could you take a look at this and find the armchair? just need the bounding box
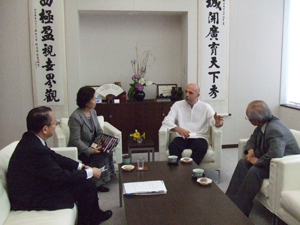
[0,141,78,225]
[275,155,300,225]
[238,129,300,219]
[53,116,122,170]
[159,125,222,182]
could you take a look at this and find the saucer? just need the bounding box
[197,177,212,185]
[121,165,135,171]
[180,157,192,163]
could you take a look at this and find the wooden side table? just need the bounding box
[127,136,155,162]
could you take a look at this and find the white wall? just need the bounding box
[1,0,296,149]
[0,0,33,147]
[223,0,286,144]
[78,13,183,99]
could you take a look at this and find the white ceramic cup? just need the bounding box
[192,168,204,178]
[168,155,178,163]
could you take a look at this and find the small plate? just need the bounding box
[180,157,193,163]
[197,177,212,185]
[121,165,135,171]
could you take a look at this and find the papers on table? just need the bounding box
[123,180,167,195]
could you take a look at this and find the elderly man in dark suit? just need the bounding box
[226,100,300,216]
[6,106,112,225]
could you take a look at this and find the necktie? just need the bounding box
[258,129,265,155]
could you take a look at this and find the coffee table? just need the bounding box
[127,136,155,162]
[119,161,253,225]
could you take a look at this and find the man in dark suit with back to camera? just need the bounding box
[226,100,300,216]
[6,106,112,225]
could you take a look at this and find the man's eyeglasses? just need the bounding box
[49,120,60,126]
[245,116,255,122]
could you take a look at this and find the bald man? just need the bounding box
[162,83,224,165]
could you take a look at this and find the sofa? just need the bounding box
[53,116,122,170]
[0,141,78,225]
[238,129,300,222]
[159,125,222,182]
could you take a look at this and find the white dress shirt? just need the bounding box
[162,99,216,142]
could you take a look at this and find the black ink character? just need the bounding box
[208,12,219,24]
[205,25,219,41]
[44,89,60,102]
[206,0,222,11]
[45,73,56,88]
[208,71,220,83]
[208,42,219,56]
[39,9,54,24]
[209,84,219,99]
[42,44,56,57]
[209,57,220,69]
[42,58,55,71]
[41,26,55,41]
[40,0,53,7]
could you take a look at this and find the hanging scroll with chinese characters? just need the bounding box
[29,0,66,106]
[198,0,229,115]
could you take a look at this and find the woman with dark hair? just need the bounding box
[68,86,115,192]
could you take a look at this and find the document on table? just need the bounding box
[123,180,167,195]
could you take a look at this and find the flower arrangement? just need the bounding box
[127,46,155,99]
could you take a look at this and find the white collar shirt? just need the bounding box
[162,99,215,141]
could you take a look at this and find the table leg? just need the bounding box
[152,148,155,161]
[128,149,132,165]
[119,169,122,207]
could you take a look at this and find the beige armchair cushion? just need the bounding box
[280,190,300,222]
[275,155,300,225]
[159,125,222,181]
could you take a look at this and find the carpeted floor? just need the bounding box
[98,148,287,225]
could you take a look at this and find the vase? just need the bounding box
[134,91,145,101]
[171,87,177,100]
[177,87,183,100]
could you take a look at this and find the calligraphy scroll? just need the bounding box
[198,0,229,115]
[29,0,66,105]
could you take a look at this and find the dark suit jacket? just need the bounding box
[68,108,103,157]
[245,116,300,169]
[6,131,87,210]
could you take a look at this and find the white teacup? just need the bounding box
[168,155,178,163]
[192,168,204,178]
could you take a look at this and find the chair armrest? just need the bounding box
[53,125,67,147]
[274,155,300,212]
[238,138,249,160]
[103,121,122,164]
[103,122,121,136]
[159,125,170,161]
[211,126,222,162]
[51,147,78,161]
[276,155,300,191]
